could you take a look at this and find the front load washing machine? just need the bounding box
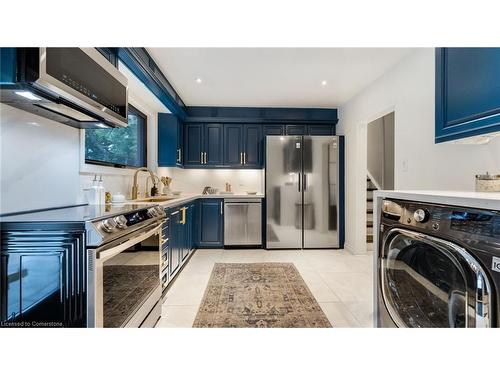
[377,199,500,328]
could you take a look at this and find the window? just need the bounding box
[85,105,147,168]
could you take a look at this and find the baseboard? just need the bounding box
[343,242,356,254]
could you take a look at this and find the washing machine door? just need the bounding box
[381,228,491,328]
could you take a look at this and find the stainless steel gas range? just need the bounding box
[0,203,166,328]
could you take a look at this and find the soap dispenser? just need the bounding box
[88,175,99,205]
[98,175,105,205]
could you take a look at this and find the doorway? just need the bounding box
[366,111,394,251]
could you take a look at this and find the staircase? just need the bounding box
[366,177,377,251]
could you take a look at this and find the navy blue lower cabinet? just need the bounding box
[169,208,182,277]
[436,48,500,143]
[188,202,196,252]
[198,199,224,248]
[1,228,87,327]
[158,113,183,167]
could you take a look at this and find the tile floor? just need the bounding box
[156,249,375,328]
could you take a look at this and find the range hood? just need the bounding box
[0,48,128,129]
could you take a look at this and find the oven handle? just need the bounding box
[96,222,163,262]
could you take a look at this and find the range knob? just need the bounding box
[101,218,117,233]
[413,209,429,223]
[115,215,128,229]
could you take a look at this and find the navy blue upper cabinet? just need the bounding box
[224,124,244,166]
[184,123,204,166]
[307,124,335,135]
[286,125,306,135]
[265,125,285,135]
[223,124,263,168]
[158,113,183,167]
[204,124,224,165]
[243,124,262,167]
[184,123,223,167]
[198,199,224,248]
[436,48,500,143]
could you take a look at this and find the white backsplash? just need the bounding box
[157,167,264,195]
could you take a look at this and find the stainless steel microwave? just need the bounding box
[0,48,128,128]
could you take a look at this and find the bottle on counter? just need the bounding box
[98,175,105,205]
[87,175,100,205]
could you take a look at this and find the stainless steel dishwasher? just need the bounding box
[224,198,262,246]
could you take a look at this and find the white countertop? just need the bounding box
[374,190,500,211]
[121,193,265,209]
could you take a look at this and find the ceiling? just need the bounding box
[147,48,414,108]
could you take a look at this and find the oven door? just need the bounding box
[87,222,162,328]
[380,228,491,328]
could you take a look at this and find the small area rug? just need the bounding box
[193,262,331,328]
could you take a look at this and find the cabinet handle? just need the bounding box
[204,152,207,164]
[220,201,223,215]
[180,207,186,225]
[244,152,247,165]
[240,152,243,165]
[200,152,203,164]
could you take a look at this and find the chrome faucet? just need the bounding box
[131,167,157,200]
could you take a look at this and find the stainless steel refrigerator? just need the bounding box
[265,135,344,249]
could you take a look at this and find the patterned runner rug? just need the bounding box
[193,263,331,328]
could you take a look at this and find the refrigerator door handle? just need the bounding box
[303,173,307,191]
[298,173,301,192]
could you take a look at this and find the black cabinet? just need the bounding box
[198,199,224,248]
[1,228,87,327]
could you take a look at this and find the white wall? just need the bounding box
[337,48,500,254]
[156,167,264,195]
[0,103,84,214]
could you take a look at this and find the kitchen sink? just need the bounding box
[134,196,177,203]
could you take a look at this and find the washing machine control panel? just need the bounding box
[449,210,499,237]
[383,199,500,239]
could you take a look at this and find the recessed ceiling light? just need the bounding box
[321,80,327,86]
[195,78,202,84]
